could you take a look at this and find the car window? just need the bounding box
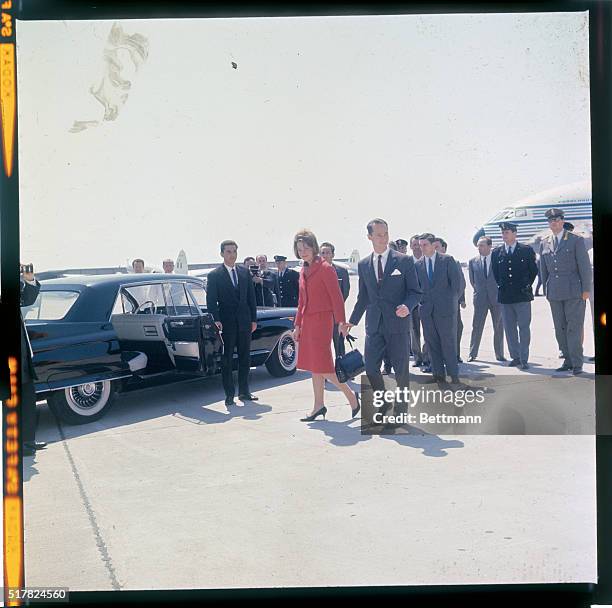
[187,283,207,312]
[123,284,165,314]
[165,282,196,316]
[21,290,80,320]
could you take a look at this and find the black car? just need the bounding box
[22,274,297,424]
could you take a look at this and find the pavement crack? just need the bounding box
[54,416,122,590]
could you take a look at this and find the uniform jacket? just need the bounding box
[414,252,461,317]
[349,249,422,335]
[468,255,499,306]
[275,267,299,307]
[332,263,351,302]
[255,269,277,307]
[539,230,592,301]
[491,241,538,304]
[206,264,257,332]
[294,257,346,327]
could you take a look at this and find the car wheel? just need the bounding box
[265,330,297,377]
[48,380,116,425]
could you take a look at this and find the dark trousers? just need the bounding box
[221,329,252,398]
[365,329,411,413]
[457,305,463,356]
[22,380,38,444]
[410,306,423,364]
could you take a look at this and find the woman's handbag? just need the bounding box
[335,334,365,383]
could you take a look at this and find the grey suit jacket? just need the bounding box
[468,255,498,306]
[539,231,592,300]
[349,249,422,335]
[415,252,461,317]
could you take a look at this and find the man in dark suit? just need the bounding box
[491,222,538,370]
[344,219,422,416]
[18,265,47,455]
[468,236,506,362]
[206,241,259,407]
[415,233,462,385]
[273,255,299,307]
[252,254,278,307]
[320,242,351,359]
[409,235,426,369]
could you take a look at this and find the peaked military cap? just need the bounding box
[273,255,287,262]
[545,207,565,220]
[498,221,518,232]
[395,238,408,247]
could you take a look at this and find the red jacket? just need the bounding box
[295,257,346,328]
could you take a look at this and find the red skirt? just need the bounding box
[297,311,335,373]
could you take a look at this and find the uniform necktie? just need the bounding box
[553,235,558,251]
[483,257,488,278]
[507,245,513,255]
[231,267,238,288]
[427,257,433,283]
[377,254,383,285]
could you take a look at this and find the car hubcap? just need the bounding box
[65,381,110,414]
[280,334,296,370]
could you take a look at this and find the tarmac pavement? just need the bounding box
[23,272,597,590]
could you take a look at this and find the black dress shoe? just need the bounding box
[508,359,521,367]
[300,406,327,422]
[421,364,432,373]
[555,363,572,372]
[225,397,235,407]
[412,361,423,367]
[468,356,477,362]
[23,446,35,457]
[351,391,361,418]
[572,368,584,376]
[496,356,507,362]
[24,441,47,450]
[239,393,258,401]
[457,356,463,363]
[520,362,529,370]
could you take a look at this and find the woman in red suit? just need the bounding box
[292,229,360,422]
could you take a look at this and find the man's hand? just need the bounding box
[460,301,467,309]
[251,322,257,333]
[253,276,263,284]
[395,304,410,318]
[293,326,301,341]
[21,263,35,283]
[215,321,223,332]
[582,291,590,301]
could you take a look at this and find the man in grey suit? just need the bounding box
[434,237,466,363]
[467,236,506,362]
[539,208,592,375]
[344,219,422,415]
[414,233,462,385]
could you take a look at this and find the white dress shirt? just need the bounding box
[224,264,238,286]
[424,251,437,274]
[372,247,391,281]
[481,253,492,276]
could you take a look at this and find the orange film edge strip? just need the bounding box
[0,42,15,177]
[4,357,24,606]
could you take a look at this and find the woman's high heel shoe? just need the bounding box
[351,391,361,418]
[300,406,327,422]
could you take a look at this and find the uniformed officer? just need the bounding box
[491,221,538,370]
[254,254,278,307]
[273,255,299,307]
[539,208,591,375]
[395,238,409,254]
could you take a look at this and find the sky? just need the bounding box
[15,11,590,271]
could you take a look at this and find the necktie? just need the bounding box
[231,267,238,288]
[377,255,383,285]
[483,257,488,278]
[507,246,513,256]
[427,257,433,283]
[553,235,558,251]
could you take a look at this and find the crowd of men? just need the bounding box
[130,204,593,385]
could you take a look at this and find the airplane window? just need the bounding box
[504,209,515,219]
[514,208,527,217]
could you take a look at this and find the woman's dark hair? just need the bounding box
[293,229,320,258]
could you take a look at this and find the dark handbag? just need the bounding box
[335,334,365,383]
